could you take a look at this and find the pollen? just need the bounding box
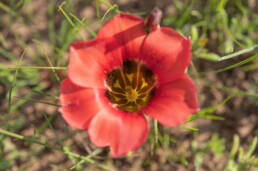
[105,60,156,113]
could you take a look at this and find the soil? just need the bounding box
[0,0,257,171]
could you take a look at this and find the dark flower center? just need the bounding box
[105,60,156,113]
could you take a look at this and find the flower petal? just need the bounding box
[68,39,123,88]
[59,78,100,129]
[140,27,191,84]
[98,12,146,60]
[88,90,149,157]
[143,75,198,126]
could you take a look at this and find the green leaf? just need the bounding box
[198,53,220,61]
[230,135,240,158]
[191,26,199,45]
[208,134,225,156]
[245,137,258,159]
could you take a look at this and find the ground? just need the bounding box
[0,0,257,171]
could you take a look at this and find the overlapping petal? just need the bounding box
[88,90,149,157]
[140,27,191,85]
[68,39,123,88]
[143,75,198,126]
[59,78,100,129]
[98,12,146,60]
[60,11,198,158]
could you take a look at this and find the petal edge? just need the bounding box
[143,75,198,126]
[140,27,191,85]
[59,78,100,129]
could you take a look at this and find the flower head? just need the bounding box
[59,12,198,157]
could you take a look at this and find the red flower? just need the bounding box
[59,12,198,157]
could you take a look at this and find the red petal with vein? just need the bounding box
[140,27,191,85]
[143,75,198,126]
[98,13,146,60]
[59,78,100,129]
[88,90,149,157]
[68,39,123,88]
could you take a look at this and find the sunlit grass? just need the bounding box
[0,0,257,170]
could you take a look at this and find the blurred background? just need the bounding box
[0,0,257,170]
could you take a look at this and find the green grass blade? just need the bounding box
[58,2,75,27]
[45,55,60,82]
[42,113,64,147]
[0,128,111,170]
[197,44,258,62]
[229,134,240,158]
[220,9,246,48]
[178,125,199,131]
[14,96,60,107]
[200,54,258,76]
[48,1,56,48]
[101,4,118,23]
[0,1,19,18]
[1,66,67,70]
[31,89,58,99]
[241,63,258,72]
[154,120,159,145]
[0,47,17,60]
[218,44,258,61]
[8,50,26,113]
[99,0,119,13]
[245,137,258,158]
[95,0,100,19]
[69,13,97,38]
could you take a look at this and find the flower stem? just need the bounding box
[154,120,159,145]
